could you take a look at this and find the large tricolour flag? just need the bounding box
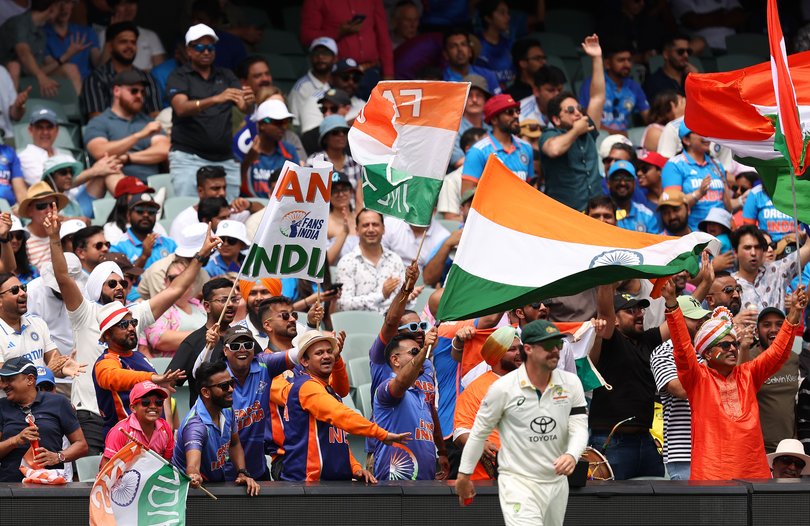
[436,156,719,321]
[349,81,469,226]
[89,441,189,526]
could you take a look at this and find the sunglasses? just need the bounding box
[275,311,298,321]
[611,173,635,182]
[398,321,428,332]
[9,232,24,241]
[92,241,111,251]
[191,43,216,53]
[775,456,806,469]
[106,279,129,289]
[34,201,57,211]
[127,87,145,96]
[132,206,158,216]
[0,284,26,296]
[540,338,563,351]
[720,285,743,294]
[713,341,738,352]
[339,73,362,83]
[207,379,235,391]
[563,105,585,115]
[768,241,779,250]
[396,347,420,357]
[320,104,339,114]
[227,341,255,352]
[674,48,691,56]
[222,237,243,246]
[529,302,545,310]
[53,168,74,177]
[138,396,165,407]
[114,318,138,330]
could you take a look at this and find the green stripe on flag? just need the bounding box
[437,247,707,321]
[362,164,444,226]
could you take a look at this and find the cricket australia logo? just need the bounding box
[589,249,643,268]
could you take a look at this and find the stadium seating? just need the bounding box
[627,126,646,149]
[716,53,762,72]
[161,196,198,223]
[147,173,174,198]
[18,78,81,121]
[91,197,116,226]
[414,287,433,314]
[544,9,596,42]
[257,30,305,56]
[341,332,377,362]
[725,33,769,59]
[149,357,172,374]
[342,395,361,415]
[75,454,102,482]
[173,384,191,425]
[347,356,372,388]
[354,382,373,418]
[332,310,384,335]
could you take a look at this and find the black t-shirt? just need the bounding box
[589,327,663,430]
[166,63,242,160]
[507,80,533,102]
[0,392,80,482]
[168,325,225,408]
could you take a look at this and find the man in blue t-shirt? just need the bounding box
[441,29,501,96]
[0,145,25,206]
[374,331,439,481]
[607,160,662,234]
[743,185,798,242]
[579,41,648,133]
[173,360,260,495]
[44,0,100,79]
[110,192,177,269]
[240,99,299,198]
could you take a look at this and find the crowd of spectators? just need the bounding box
[1,0,810,495]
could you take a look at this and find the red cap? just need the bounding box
[114,176,155,198]
[483,94,519,123]
[129,380,169,405]
[638,151,668,170]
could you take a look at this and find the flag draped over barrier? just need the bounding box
[349,80,469,226]
[436,156,718,321]
[241,160,332,283]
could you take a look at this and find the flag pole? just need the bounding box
[404,230,428,291]
[789,163,803,287]
[120,429,218,500]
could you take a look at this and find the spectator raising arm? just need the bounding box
[583,34,605,130]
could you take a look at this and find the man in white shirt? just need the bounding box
[0,65,27,144]
[288,37,337,133]
[382,216,449,271]
[337,209,407,313]
[16,108,70,186]
[456,319,588,526]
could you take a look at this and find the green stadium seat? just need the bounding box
[724,33,768,59]
[342,394,361,414]
[75,454,102,482]
[173,384,191,424]
[332,310,384,335]
[529,32,578,58]
[262,54,299,81]
[19,77,80,121]
[544,9,596,42]
[161,196,198,223]
[257,29,304,56]
[91,197,116,226]
[354,382,373,418]
[347,356,372,388]
[627,126,646,148]
[147,173,174,198]
[716,53,762,72]
[545,54,575,87]
[149,357,172,374]
[341,332,376,362]
[413,286,434,314]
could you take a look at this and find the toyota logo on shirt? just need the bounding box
[529,416,558,443]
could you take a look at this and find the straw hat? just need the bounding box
[17,181,69,219]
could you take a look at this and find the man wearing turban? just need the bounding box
[234,278,282,349]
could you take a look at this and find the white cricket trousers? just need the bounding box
[497,473,569,526]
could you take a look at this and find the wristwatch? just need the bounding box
[237,468,250,478]
[57,451,65,463]
[193,253,208,264]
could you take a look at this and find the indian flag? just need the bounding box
[349,81,469,226]
[436,156,719,321]
[89,441,189,526]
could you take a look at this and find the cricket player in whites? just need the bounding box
[456,319,589,525]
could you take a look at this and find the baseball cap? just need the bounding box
[607,159,636,179]
[462,74,491,97]
[127,191,160,210]
[638,151,668,170]
[598,134,633,160]
[319,115,350,144]
[37,367,55,388]
[185,23,218,45]
[677,295,711,320]
[0,357,38,377]
[483,94,519,123]
[698,208,733,233]
[309,36,338,55]
[114,176,154,198]
[130,380,169,404]
[29,107,58,125]
[252,99,294,122]
[678,120,692,139]
[42,154,83,181]
[59,218,86,240]
[113,69,148,86]
[331,171,352,188]
[215,220,250,247]
[318,88,351,107]
[520,319,570,345]
[757,306,785,324]
[98,301,130,336]
[100,252,144,276]
[334,58,362,75]
[613,292,650,311]
[294,330,338,360]
[775,234,799,258]
[223,325,258,347]
[175,222,208,258]
[657,190,688,209]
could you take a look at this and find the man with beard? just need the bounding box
[232,55,272,133]
[282,330,411,482]
[71,226,110,275]
[588,285,674,479]
[85,70,169,181]
[92,302,185,435]
[0,273,83,379]
[580,39,649,134]
[240,99,299,199]
[45,207,220,454]
[453,326,522,480]
[167,23,253,201]
[607,160,662,234]
[643,35,696,100]
[111,192,176,270]
[81,22,161,119]
[706,271,758,329]
[193,325,298,481]
[233,278,282,350]
[658,190,692,236]
[539,36,605,212]
[173,360,260,495]
[441,29,500,96]
[169,277,238,407]
[329,59,365,122]
[373,328,441,481]
[289,37,338,134]
[507,38,546,101]
[461,94,534,194]
[743,307,801,453]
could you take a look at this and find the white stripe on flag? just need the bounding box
[389,124,460,180]
[347,127,394,166]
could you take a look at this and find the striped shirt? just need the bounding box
[80,62,161,118]
[24,231,51,271]
[650,340,698,463]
